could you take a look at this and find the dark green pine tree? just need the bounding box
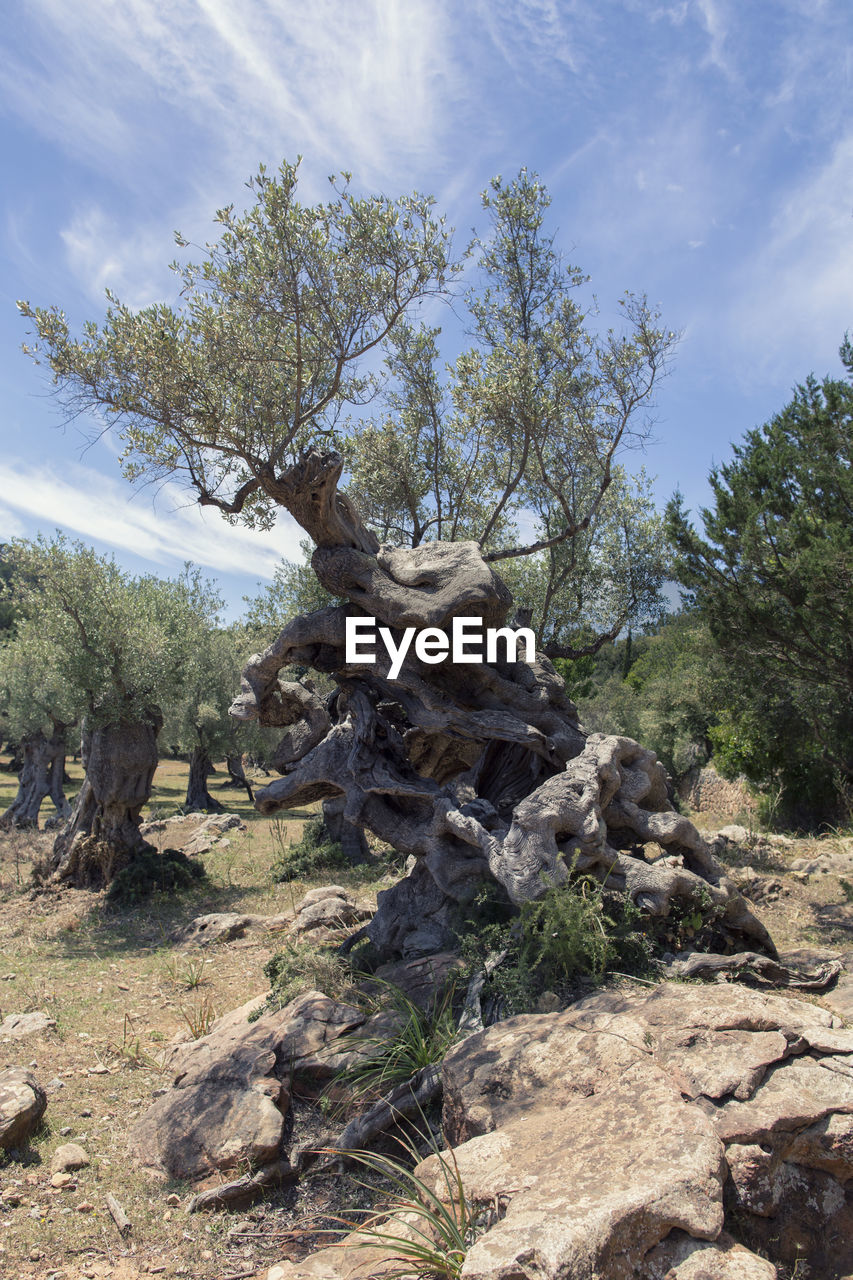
[666,336,853,818]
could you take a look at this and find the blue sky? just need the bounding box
[1,0,851,615]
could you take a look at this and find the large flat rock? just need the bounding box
[424,1062,725,1280]
[0,1010,57,1041]
[437,981,853,1279]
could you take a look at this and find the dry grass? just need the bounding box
[0,753,390,1280]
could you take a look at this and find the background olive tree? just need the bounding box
[6,537,222,884]
[160,621,263,811]
[0,620,79,828]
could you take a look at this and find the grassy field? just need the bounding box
[0,756,390,1280]
[0,757,851,1279]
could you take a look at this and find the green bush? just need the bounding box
[251,940,358,1019]
[461,871,656,1016]
[271,815,348,882]
[106,847,206,905]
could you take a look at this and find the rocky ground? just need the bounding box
[1,756,853,1279]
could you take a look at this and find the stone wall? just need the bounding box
[678,761,757,820]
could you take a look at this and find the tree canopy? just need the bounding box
[19,161,454,532]
[347,171,675,581]
[6,537,222,730]
[19,164,674,657]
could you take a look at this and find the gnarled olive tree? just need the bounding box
[231,448,775,961]
[19,161,777,964]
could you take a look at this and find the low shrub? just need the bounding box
[106,847,206,905]
[461,869,657,1016]
[272,816,349,882]
[332,1131,477,1280]
[251,940,359,1019]
[335,979,458,1105]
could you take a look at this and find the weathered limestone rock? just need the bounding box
[790,842,853,879]
[291,887,371,936]
[139,811,246,857]
[437,982,853,1279]
[422,1064,725,1280]
[175,911,291,946]
[0,1068,47,1150]
[0,1010,57,1041]
[131,991,368,1180]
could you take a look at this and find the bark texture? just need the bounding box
[0,728,71,830]
[232,450,775,962]
[50,717,160,887]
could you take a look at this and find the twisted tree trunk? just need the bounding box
[49,717,161,887]
[222,754,254,802]
[185,743,224,813]
[231,450,777,964]
[0,727,71,830]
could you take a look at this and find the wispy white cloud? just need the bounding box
[0,458,303,578]
[694,0,733,77]
[1,0,457,187]
[59,207,179,309]
[727,131,853,384]
[2,0,464,303]
[471,0,589,80]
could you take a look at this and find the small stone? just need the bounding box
[59,1126,72,1136]
[1,1189,22,1206]
[76,1200,95,1213]
[29,1248,42,1261]
[50,1173,74,1189]
[165,1193,181,1206]
[51,1142,90,1173]
[117,983,130,991]
[80,1109,92,1117]
[2,973,16,980]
